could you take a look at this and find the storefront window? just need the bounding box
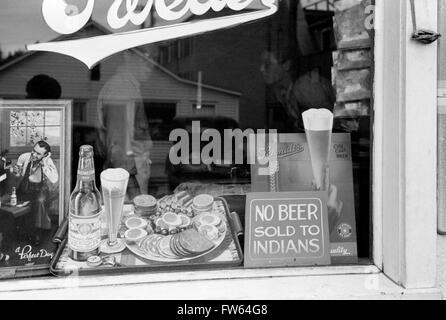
[0,0,372,278]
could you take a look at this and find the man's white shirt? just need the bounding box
[16,152,59,184]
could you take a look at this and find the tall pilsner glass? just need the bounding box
[302,109,334,191]
[100,168,129,254]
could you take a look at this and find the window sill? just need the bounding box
[0,264,441,299]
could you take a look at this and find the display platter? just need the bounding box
[126,203,228,263]
[50,196,243,276]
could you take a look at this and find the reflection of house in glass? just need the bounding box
[0,21,241,190]
[152,0,335,131]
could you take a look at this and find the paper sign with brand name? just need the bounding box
[244,192,331,268]
[249,133,358,264]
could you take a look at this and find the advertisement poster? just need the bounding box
[0,100,71,278]
[250,133,358,264]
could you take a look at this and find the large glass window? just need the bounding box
[0,0,373,276]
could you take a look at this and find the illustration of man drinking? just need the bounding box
[12,141,58,245]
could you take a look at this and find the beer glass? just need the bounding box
[302,109,334,191]
[11,163,23,176]
[100,168,129,254]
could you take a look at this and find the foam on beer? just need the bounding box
[302,109,334,131]
[101,168,129,189]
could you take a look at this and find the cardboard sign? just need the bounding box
[250,133,358,264]
[244,192,331,268]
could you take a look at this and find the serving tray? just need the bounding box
[49,197,244,276]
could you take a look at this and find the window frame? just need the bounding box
[0,0,440,297]
[373,0,438,288]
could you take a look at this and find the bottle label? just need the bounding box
[68,210,102,253]
[77,169,95,182]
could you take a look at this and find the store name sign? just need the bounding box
[27,0,278,69]
[244,192,331,268]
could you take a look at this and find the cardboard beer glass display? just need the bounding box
[303,109,334,192]
[250,109,358,264]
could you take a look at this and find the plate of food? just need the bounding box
[125,193,228,262]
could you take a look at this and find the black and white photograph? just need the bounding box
[0,0,444,302]
[0,101,71,273]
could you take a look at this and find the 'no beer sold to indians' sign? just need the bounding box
[244,192,331,268]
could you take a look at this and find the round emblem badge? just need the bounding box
[337,223,352,239]
[78,223,93,235]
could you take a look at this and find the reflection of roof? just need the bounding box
[0,20,241,97]
[0,20,112,73]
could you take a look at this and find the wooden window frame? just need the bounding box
[373,0,438,288]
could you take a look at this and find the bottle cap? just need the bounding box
[86,256,102,267]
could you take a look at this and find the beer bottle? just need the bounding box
[68,145,102,261]
[10,187,17,207]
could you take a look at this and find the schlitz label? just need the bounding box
[68,211,102,253]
